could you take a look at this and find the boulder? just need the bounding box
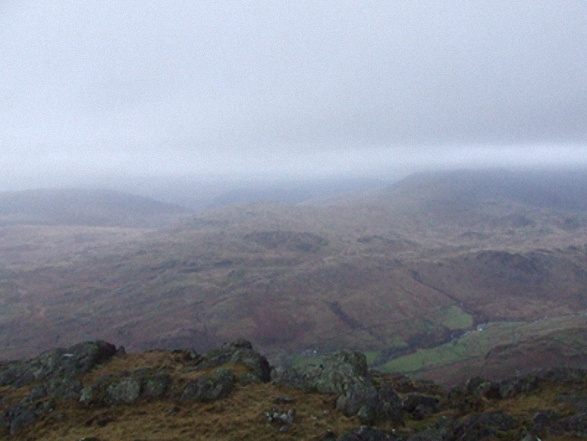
[106,377,142,405]
[142,374,171,398]
[196,339,270,382]
[180,369,236,402]
[3,404,39,435]
[0,341,118,388]
[273,351,403,424]
[272,350,370,394]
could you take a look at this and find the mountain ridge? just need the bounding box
[0,188,191,228]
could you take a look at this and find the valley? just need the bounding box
[1,169,587,387]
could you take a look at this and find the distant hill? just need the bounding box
[2,169,587,386]
[0,188,192,228]
[378,168,587,212]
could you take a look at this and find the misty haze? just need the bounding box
[1,1,587,439]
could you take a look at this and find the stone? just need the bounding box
[142,374,171,398]
[180,369,235,402]
[106,378,142,405]
[3,405,38,435]
[0,341,118,388]
[196,339,270,382]
[273,350,403,424]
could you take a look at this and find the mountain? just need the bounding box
[0,188,191,228]
[1,169,587,387]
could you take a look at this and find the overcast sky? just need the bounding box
[1,1,587,189]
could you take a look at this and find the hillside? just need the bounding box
[3,338,587,440]
[0,188,191,228]
[1,169,587,387]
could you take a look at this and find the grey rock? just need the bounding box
[106,377,142,405]
[44,377,83,400]
[142,374,171,398]
[336,377,379,423]
[272,350,369,394]
[3,405,38,435]
[79,386,97,406]
[273,351,403,424]
[197,339,270,382]
[180,369,235,402]
[0,341,118,388]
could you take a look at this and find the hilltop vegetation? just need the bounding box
[3,339,587,440]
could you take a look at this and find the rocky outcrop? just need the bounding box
[0,341,119,435]
[2,340,587,439]
[0,341,118,388]
[180,368,235,402]
[1,338,272,435]
[272,350,404,425]
[78,338,271,408]
[195,338,271,383]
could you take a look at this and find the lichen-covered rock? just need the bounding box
[180,369,236,402]
[272,350,369,394]
[196,339,270,382]
[142,374,171,398]
[79,386,97,406]
[106,377,142,405]
[44,377,84,400]
[3,404,39,435]
[376,384,404,425]
[336,376,379,423]
[3,399,53,435]
[0,341,118,388]
[273,351,403,424]
[80,369,172,406]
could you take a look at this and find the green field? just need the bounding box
[378,314,587,376]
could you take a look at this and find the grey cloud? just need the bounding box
[1,1,586,187]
